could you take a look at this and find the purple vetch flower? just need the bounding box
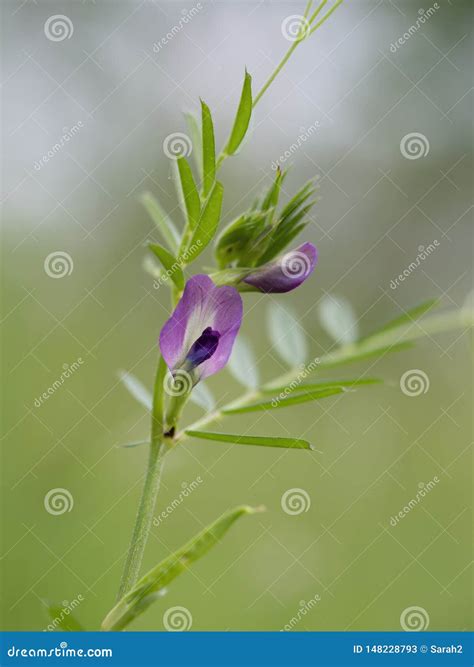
[242,242,317,293]
[159,274,243,385]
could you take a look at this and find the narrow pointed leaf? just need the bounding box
[184,111,203,179]
[228,336,259,389]
[185,430,312,450]
[117,440,149,449]
[185,181,224,262]
[261,168,285,212]
[189,381,215,411]
[267,302,308,366]
[140,192,180,252]
[201,100,216,197]
[223,386,344,413]
[224,70,252,156]
[319,294,358,345]
[262,377,382,394]
[362,299,440,342]
[176,157,200,229]
[148,243,184,290]
[118,371,152,411]
[102,505,262,631]
[319,341,413,368]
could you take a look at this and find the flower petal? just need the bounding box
[159,275,243,381]
[243,242,317,293]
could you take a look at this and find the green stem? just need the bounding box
[252,0,326,108]
[252,41,300,108]
[117,356,167,600]
[216,0,345,169]
[310,0,345,35]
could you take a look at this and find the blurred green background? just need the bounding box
[1,0,472,632]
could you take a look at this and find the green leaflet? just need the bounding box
[260,168,286,214]
[102,505,261,631]
[227,336,259,389]
[140,192,180,253]
[184,111,203,179]
[267,302,308,366]
[201,100,216,198]
[176,157,200,230]
[224,70,252,156]
[185,430,312,450]
[118,440,149,449]
[361,299,440,343]
[148,243,184,290]
[185,181,224,262]
[261,377,382,394]
[318,294,359,345]
[318,342,413,368]
[223,386,344,413]
[118,371,152,411]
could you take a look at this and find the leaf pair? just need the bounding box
[184,70,252,253]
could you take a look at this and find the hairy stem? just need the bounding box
[117,356,167,600]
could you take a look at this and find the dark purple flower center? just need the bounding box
[185,326,221,370]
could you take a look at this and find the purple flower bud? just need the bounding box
[242,242,317,293]
[159,275,243,383]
